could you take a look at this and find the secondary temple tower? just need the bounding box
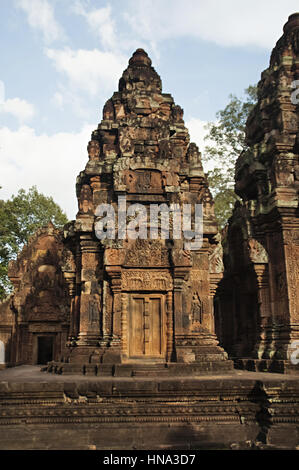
[216,13,299,373]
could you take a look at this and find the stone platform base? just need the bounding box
[1,365,299,449]
[46,360,234,376]
[234,358,299,374]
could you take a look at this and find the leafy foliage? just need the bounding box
[203,85,257,227]
[0,186,68,300]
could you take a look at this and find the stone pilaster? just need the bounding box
[77,236,102,346]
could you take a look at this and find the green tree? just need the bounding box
[0,186,68,300]
[203,85,258,227]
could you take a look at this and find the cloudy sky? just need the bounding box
[0,0,298,219]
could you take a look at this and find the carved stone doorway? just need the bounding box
[128,294,166,361]
[37,336,54,364]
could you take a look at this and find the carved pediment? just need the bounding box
[124,239,169,267]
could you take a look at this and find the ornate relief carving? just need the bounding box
[191,292,202,325]
[124,239,169,267]
[104,249,125,266]
[119,127,134,156]
[87,140,100,160]
[122,270,173,291]
[284,230,299,245]
[209,236,224,274]
[78,184,94,215]
[248,238,268,264]
[171,249,192,267]
[125,169,163,193]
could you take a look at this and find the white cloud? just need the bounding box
[51,91,64,110]
[0,80,35,122]
[125,0,299,49]
[0,124,94,219]
[46,47,127,96]
[73,2,117,50]
[1,98,35,122]
[186,117,216,173]
[15,0,65,43]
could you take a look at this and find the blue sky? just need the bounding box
[0,0,298,219]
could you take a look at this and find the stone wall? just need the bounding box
[1,374,299,449]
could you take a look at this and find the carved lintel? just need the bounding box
[121,270,173,291]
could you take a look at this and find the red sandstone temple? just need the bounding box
[0,13,298,377]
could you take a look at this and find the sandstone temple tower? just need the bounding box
[56,48,231,375]
[216,13,299,373]
[0,48,233,374]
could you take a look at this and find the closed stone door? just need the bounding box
[128,294,165,359]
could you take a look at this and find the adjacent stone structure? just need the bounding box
[0,223,73,367]
[216,13,299,373]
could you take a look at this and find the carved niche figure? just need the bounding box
[274,157,294,187]
[159,139,170,159]
[88,299,100,323]
[191,292,203,330]
[209,234,224,274]
[103,99,114,120]
[187,143,203,169]
[248,238,268,264]
[172,105,184,122]
[293,164,299,191]
[119,127,134,155]
[87,140,100,161]
[78,184,93,215]
[201,187,214,218]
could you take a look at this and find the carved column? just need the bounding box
[121,292,128,359]
[63,272,76,342]
[209,273,222,334]
[252,263,272,358]
[77,236,102,346]
[173,267,188,333]
[173,267,189,361]
[105,265,122,345]
[166,290,174,362]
